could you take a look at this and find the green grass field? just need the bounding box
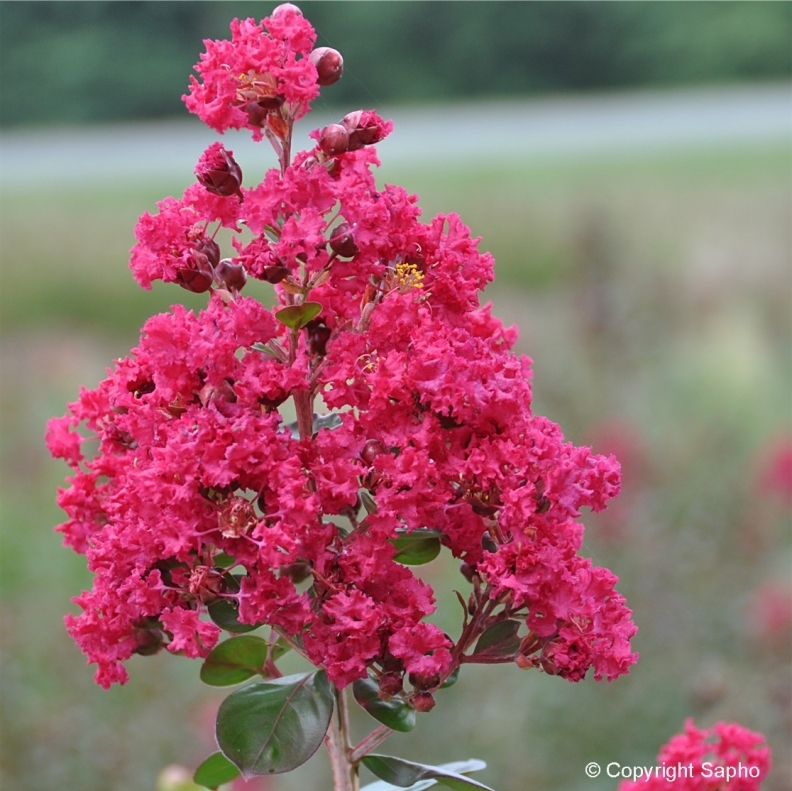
[1,139,790,791]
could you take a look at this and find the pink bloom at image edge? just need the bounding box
[47,1,637,705]
[618,720,771,791]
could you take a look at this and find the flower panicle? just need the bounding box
[50,2,638,703]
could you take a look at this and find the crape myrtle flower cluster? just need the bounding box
[618,720,771,791]
[47,2,637,706]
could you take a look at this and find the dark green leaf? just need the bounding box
[352,677,416,733]
[471,620,520,659]
[391,530,442,566]
[362,754,495,791]
[360,760,487,791]
[193,751,241,789]
[200,636,270,686]
[275,302,322,330]
[215,671,334,778]
[208,597,262,633]
[207,575,263,633]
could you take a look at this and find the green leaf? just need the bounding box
[360,489,378,515]
[207,575,263,633]
[360,760,487,791]
[275,302,322,330]
[471,620,521,659]
[362,755,495,791]
[193,752,241,789]
[391,529,442,565]
[251,342,278,356]
[200,636,269,686]
[212,552,236,569]
[215,671,334,778]
[208,598,262,633]
[352,677,416,733]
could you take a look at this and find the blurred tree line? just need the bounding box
[1,1,790,128]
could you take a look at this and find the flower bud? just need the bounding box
[411,691,436,713]
[328,221,359,258]
[341,109,392,151]
[281,561,312,584]
[361,439,387,465]
[480,530,498,553]
[195,143,243,198]
[305,317,331,357]
[378,671,403,699]
[244,97,284,127]
[215,259,247,292]
[310,47,344,86]
[271,2,302,17]
[132,621,166,656]
[459,562,478,583]
[176,256,214,294]
[261,263,290,284]
[515,653,536,670]
[318,124,349,156]
[194,236,221,268]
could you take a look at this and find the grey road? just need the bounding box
[1,82,790,189]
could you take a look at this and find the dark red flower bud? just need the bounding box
[480,530,498,553]
[361,439,387,465]
[318,124,349,156]
[459,562,477,583]
[378,671,403,699]
[310,47,344,87]
[215,259,248,292]
[261,264,290,284]
[305,317,331,357]
[328,221,359,258]
[244,97,285,127]
[281,561,312,584]
[411,691,436,713]
[176,257,214,294]
[540,656,560,676]
[341,109,393,151]
[195,143,243,198]
[194,235,221,268]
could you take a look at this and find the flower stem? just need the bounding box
[348,724,393,765]
[324,685,359,791]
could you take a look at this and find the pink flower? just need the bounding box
[755,434,792,508]
[389,623,453,680]
[183,9,319,141]
[618,719,771,791]
[45,415,84,466]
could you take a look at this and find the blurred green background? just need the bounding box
[1,2,790,791]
